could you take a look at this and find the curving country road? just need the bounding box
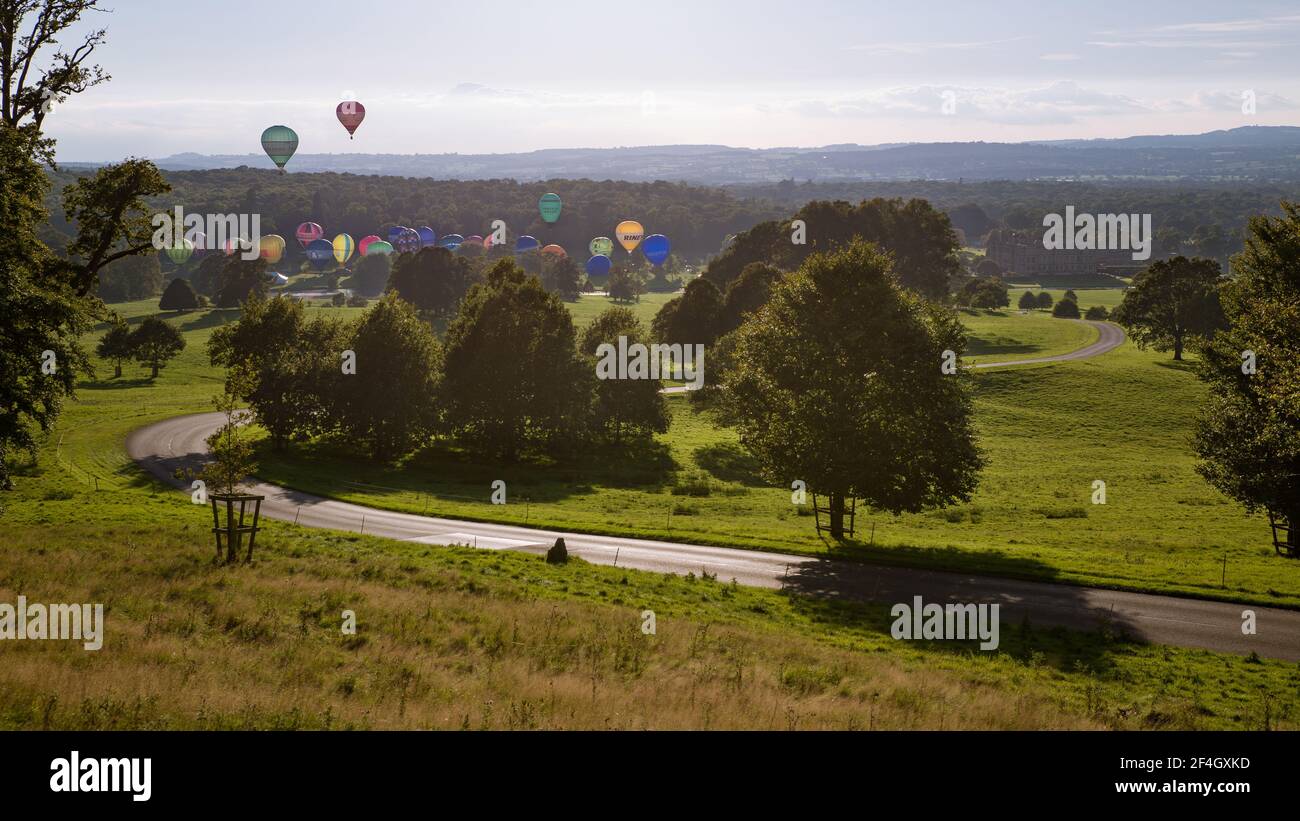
[972,319,1125,369]
[127,404,1300,661]
[661,320,1127,394]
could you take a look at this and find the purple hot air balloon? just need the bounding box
[417,226,437,248]
[395,227,422,254]
[515,235,540,254]
[387,226,408,246]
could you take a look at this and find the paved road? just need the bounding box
[127,411,1300,661]
[662,320,1127,394]
[972,319,1125,369]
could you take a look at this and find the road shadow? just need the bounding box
[777,544,1144,676]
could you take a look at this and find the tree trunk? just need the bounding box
[829,491,845,540]
[150,362,159,378]
[114,362,121,378]
[1173,333,1184,361]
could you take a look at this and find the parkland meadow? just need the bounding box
[3,293,1298,731]
[43,296,1300,609]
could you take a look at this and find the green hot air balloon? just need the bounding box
[589,236,614,258]
[539,192,562,224]
[166,238,194,266]
[261,125,299,174]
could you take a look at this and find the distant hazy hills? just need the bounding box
[69,125,1300,184]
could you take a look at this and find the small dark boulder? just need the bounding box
[546,537,569,564]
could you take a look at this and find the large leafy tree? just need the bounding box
[578,307,669,443]
[1112,256,1225,360]
[704,198,961,300]
[722,262,782,332]
[1194,203,1300,552]
[540,253,582,301]
[215,256,268,308]
[651,277,724,346]
[0,2,168,489]
[209,295,313,450]
[387,246,479,317]
[441,259,591,460]
[128,315,184,378]
[336,293,440,462]
[94,316,132,378]
[719,240,983,538]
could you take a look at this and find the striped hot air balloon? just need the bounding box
[333,234,355,265]
[260,125,299,173]
[296,222,324,248]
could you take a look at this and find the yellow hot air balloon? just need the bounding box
[332,233,355,265]
[615,220,644,253]
[259,234,286,264]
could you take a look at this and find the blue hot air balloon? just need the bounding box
[515,235,540,254]
[585,254,612,279]
[438,233,465,251]
[417,226,437,248]
[642,234,671,267]
[387,226,408,246]
[305,238,335,271]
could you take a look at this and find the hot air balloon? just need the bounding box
[538,192,562,224]
[465,235,484,248]
[223,237,252,256]
[260,234,286,265]
[336,101,366,139]
[265,271,290,286]
[261,125,298,173]
[641,234,671,267]
[306,238,335,271]
[296,222,324,248]
[515,235,540,254]
[589,236,614,258]
[387,226,407,246]
[417,226,437,248]
[541,244,566,257]
[165,238,194,266]
[615,221,644,253]
[189,231,207,258]
[438,234,465,251]
[358,235,381,257]
[585,255,612,279]
[365,240,394,257]
[395,227,421,254]
[332,233,355,265]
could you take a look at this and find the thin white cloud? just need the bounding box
[843,36,1028,55]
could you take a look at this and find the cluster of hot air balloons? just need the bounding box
[584,220,671,280]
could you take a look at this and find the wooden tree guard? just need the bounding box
[811,492,857,538]
[209,492,265,564]
[1267,509,1298,558]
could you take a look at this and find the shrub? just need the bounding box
[1085,305,1109,320]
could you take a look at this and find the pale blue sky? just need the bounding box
[41,0,1300,160]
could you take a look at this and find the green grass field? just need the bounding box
[45,293,1300,609]
[1010,287,1128,311]
[4,291,1297,730]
